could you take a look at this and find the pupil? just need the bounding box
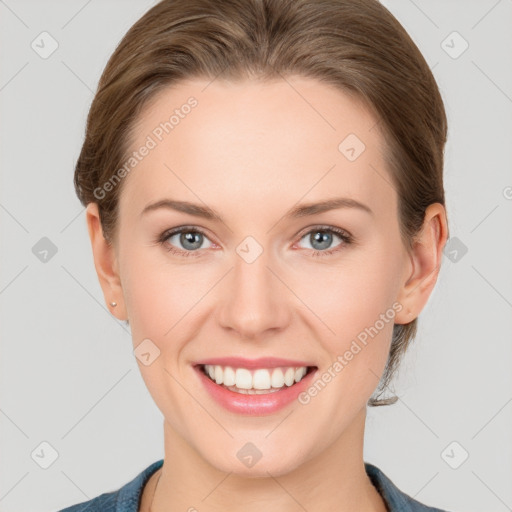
[181,232,202,250]
[312,231,331,250]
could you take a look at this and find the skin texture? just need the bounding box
[86,77,448,512]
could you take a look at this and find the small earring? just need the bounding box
[110,301,117,308]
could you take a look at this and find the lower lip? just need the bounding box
[194,365,317,415]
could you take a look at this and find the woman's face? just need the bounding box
[105,77,414,475]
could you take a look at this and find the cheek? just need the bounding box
[119,241,197,329]
[118,246,198,413]
[294,246,400,391]
[299,253,400,340]
[305,276,396,408]
[118,241,175,342]
[119,244,221,375]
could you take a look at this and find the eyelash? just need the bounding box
[157,225,354,259]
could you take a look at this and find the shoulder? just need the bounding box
[365,462,451,512]
[57,459,164,512]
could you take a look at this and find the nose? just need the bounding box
[216,246,292,340]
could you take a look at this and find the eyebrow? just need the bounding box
[140,197,373,221]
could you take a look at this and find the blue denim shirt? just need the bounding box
[58,459,449,511]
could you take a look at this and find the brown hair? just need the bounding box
[74,0,448,406]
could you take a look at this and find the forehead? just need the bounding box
[120,76,394,220]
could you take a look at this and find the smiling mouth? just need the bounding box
[198,364,317,395]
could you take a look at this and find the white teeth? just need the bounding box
[203,364,309,391]
[296,367,307,383]
[214,365,223,385]
[271,368,285,388]
[284,367,295,386]
[223,366,236,386]
[253,369,271,390]
[235,368,253,389]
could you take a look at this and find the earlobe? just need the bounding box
[85,203,127,320]
[394,203,448,325]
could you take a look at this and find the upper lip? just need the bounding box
[194,357,316,369]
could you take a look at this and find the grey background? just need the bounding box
[1,1,511,511]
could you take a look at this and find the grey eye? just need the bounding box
[298,229,344,251]
[166,230,213,251]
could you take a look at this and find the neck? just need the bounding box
[148,408,387,512]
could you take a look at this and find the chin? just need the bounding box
[195,438,309,478]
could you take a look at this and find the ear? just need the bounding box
[85,202,127,321]
[394,203,448,324]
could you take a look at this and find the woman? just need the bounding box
[60,0,451,510]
